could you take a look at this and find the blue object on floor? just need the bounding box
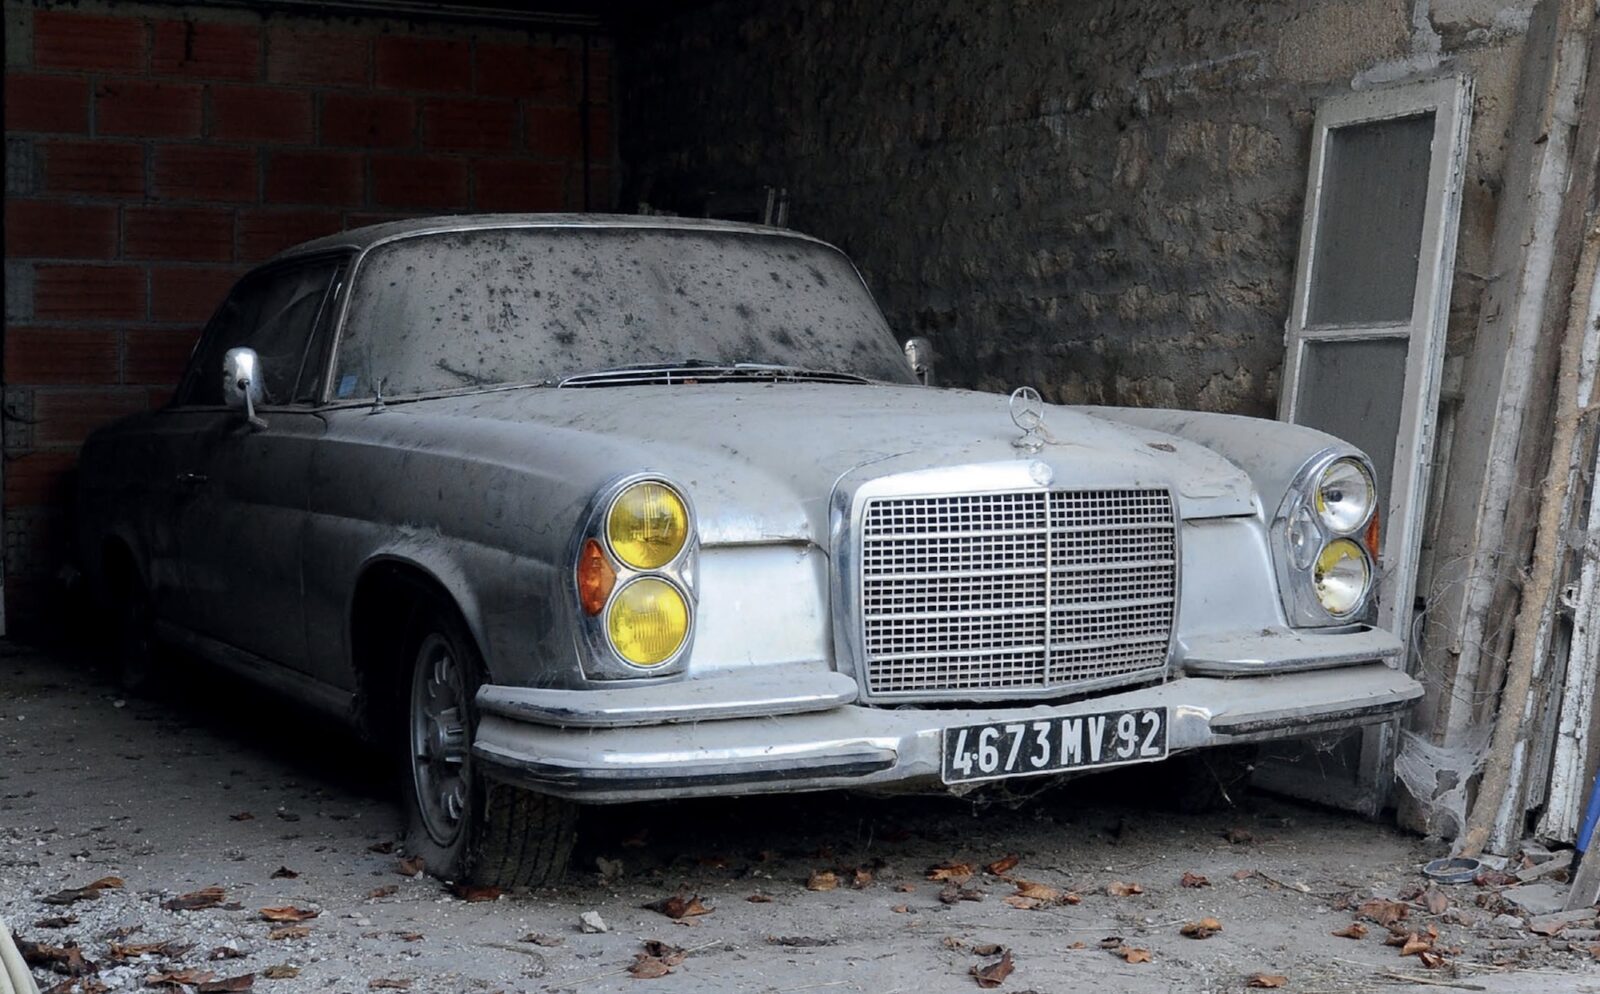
[1578,766,1600,854]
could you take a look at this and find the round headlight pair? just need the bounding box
[1304,458,1376,617]
[600,481,691,667]
[1314,458,1375,534]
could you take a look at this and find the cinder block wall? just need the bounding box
[2,0,615,631]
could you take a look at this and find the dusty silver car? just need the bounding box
[77,214,1421,887]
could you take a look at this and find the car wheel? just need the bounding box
[110,568,159,693]
[399,604,577,889]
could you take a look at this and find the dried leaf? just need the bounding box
[641,940,687,966]
[450,884,502,903]
[1246,974,1287,989]
[1474,869,1517,887]
[896,883,917,893]
[985,855,1020,876]
[162,887,227,912]
[1357,899,1409,927]
[746,893,773,903]
[1003,895,1041,910]
[367,885,398,899]
[938,883,983,904]
[394,932,423,943]
[260,965,299,980]
[970,949,1013,989]
[367,841,395,854]
[926,861,975,883]
[1400,934,1434,956]
[260,906,318,923]
[42,877,124,906]
[971,943,1002,956]
[108,940,192,961]
[1417,950,1446,969]
[767,936,836,947]
[1097,937,1123,949]
[891,904,911,913]
[851,867,874,889]
[1332,922,1369,939]
[1012,880,1063,903]
[197,975,255,993]
[1180,872,1210,888]
[268,926,310,941]
[34,915,78,929]
[628,955,672,979]
[1180,918,1223,939]
[519,933,563,946]
[368,980,411,990]
[229,813,255,822]
[396,857,424,877]
[270,867,298,880]
[147,969,218,987]
[1232,869,1256,881]
[209,946,248,961]
[806,870,839,892]
[644,895,713,919]
[1105,881,1143,897]
[1118,946,1152,963]
[1423,888,1449,915]
[1224,827,1255,844]
[18,940,93,976]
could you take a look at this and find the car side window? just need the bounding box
[179,260,341,407]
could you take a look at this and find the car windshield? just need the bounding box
[331,225,917,399]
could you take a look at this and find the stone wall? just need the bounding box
[621,0,1534,416]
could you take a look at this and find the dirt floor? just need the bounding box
[3,641,1599,994]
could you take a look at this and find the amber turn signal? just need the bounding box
[578,538,616,615]
[1363,505,1382,563]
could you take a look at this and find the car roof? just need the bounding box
[268,212,833,265]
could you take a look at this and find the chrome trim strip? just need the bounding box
[1179,624,1403,676]
[475,669,858,728]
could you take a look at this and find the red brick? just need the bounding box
[5,73,89,134]
[267,27,369,86]
[33,389,151,446]
[320,92,414,148]
[124,327,201,384]
[35,265,147,321]
[96,80,204,138]
[525,105,582,159]
[264,150,364,205]
[474,159,565,212]
[124,206,235,262]
[152,20,262,80]
[475,42,574,101]
[38,140,145,197]
[375,37,470,92]
[3,451,78,509]
[33,11,146,74]
[237,208,343,261]
[3,327,121,386]
[150,265,244,322]
[371,155,468,209]
[210,84,314,144]
[151,145,258,202]
[421,98,517,152]
[5,201,120,260]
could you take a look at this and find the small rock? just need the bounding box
[1527,910,1596,936]
[1492,914,1527,930]
[579,911,608,934]
[1503,882,1567,916]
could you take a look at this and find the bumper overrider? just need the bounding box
[471,626,1420,804]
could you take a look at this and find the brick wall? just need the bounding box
[3,0,616,632]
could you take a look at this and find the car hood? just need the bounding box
[360,382,1258,546]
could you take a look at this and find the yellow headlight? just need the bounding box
[606,482,689,569]
[607,577,689,666]
[1314,539,1370,616]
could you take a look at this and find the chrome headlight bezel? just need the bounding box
[569,474,698,679]
[1269,448,1379,627]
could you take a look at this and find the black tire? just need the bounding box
[109,562,159,693]
[398,595,577,889]
[1158,745,1259,814]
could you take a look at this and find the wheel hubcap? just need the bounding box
[409,634,470,846]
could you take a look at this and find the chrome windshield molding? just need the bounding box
[834,461,1182,705]
[1179,624,1402,676]
[567,473,700,680]
[558,364,872,388]
[475,668,857,728]
[1268,446,1380,627]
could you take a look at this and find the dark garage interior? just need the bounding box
[4,0,1600,989]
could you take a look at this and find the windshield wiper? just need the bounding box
[557,361,871,388]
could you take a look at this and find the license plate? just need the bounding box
[941,707,1169,784]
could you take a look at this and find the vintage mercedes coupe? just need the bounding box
[77,214,1421,886]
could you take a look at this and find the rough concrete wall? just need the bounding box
[621,0,1532,419]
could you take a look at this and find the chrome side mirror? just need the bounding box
[903,336,935,386]
[222,347,268,430]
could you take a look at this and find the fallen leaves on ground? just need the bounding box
[896,883,917,893]
[267,926,310,941]
[938,883,984,904]
[450,884,502,903]
[519,933,563,946]
[641,940,687,966]
[1474,869,1517,887]
[367,886,398,899]
[18,939,93,976]
[41,877,124,906]
[34,916,78,929]
[1114,946,1152,963]
[209,947,247,961]
[229,812,254,822]
[1331,922,1369,939]
[1422,887,1448,915]
[1105,881,1143,897]
[927,861,975,884]
[368,980,411,990]
[367,841,395,854]
[396,857,424,877]
[1246,974,1287,988]
[270,867,298,880]
[1224,827,1255,844]
[891,904,911,913]
[1232,869,1255,881]
[259,906,318,923]
[196,975,255,993]
[1180,872,1210,888]
[147,969,217,988]
[806,870,838,892]
[628,955,672,979]
[260,965,299,980]
[851,867,874,889]
[985,855,1019,876]
[1357,899,1409,927]
[971,943,1002,956]
[162,887,227,912]
[746,893,773,903]
[766,936,836,947]
[644,895,713,919]
[394,933,423,943]
[970,949,1014,989]
[1180,918,1223,939]
[107,940,192,961]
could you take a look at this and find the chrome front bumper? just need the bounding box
[472,659,1422,804]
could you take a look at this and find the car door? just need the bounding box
[166,256,346,672]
